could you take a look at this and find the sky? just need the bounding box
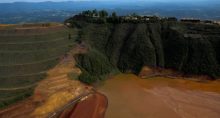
[0,0,211,3]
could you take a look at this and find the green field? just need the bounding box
[0,24,76,108]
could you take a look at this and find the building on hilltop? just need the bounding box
[214,21,220,25]
[180,18,201,23]
[184,33,202,39]
[203,20,213,24]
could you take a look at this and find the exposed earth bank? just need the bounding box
[0,45,89,118]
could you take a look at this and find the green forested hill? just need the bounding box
[72,20,220,80]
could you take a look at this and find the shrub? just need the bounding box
[78,70,98,84]
[67,72,79,80]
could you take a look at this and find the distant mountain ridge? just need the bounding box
[0,1,220,24]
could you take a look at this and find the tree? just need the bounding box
[109,11,119,23]
[78,70,98,84]
[112,12,117,18]
[92,9,98,17]
[131,13,138,17]
[82,10,92,17]
[99,10,108,18]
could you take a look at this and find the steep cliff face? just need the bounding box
[75,21,220,78]
[163,28,220,77]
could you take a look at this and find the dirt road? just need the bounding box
[59,93,108,118]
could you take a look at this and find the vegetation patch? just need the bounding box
[75,49,115,84]
[67,72,79,80]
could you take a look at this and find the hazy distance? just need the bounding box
[0,0,215,3]
[0,0,219,24]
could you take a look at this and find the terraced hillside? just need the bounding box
[0,24,75,108]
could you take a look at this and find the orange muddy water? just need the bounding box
[96,74,220,118]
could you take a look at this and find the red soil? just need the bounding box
[59,93,108,118]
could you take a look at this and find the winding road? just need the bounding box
[48,91,108,118]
